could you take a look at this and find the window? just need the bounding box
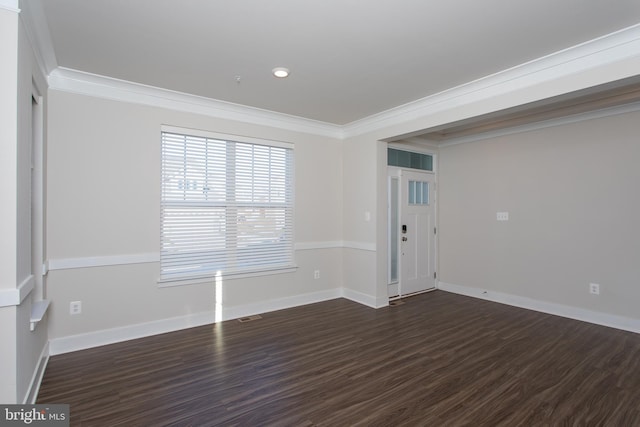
[408,180,429,205]
[160,127,294,282]
[388,176,399,284]
[387,148,433,171]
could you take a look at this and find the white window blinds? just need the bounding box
[160,128,294,282]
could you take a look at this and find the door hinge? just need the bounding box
[434,271,437,279]
[434,227,437,235]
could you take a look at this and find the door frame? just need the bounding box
[387,144,438,300]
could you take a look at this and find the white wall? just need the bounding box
[0,4,50,403]
[438,108,640,322]
[338,34,640,326]
[16,5,49,403]
[341,135,382,307]
[341,101,640,329]
[0,8,18,294]
[45,90,344,347]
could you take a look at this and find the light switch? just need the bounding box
[497,212,509,221]
[364,211,371,222]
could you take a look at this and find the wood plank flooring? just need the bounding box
[37,291,640,426]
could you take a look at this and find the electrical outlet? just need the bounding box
[589,283,600,295]
[314,270,320,280]
[70,301,82,315]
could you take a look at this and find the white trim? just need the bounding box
[0,289,18,307]
[438,281,640,334]
[342,23,640,138]
[26,23,640,141]
[397,137,439,150]
[30,299,50,331]
[47,253,160,271]
[22,341,49,404]
[388,142,438,157]
[18,0,58,76]
[0,0,19,13]
[49,68,343,139]
[341,288,387,309]
[295,241,344,251]
[46,243,369,272]
[297,241,376,251]
[0,275,34,307]
[343,241,377,252]
[17,275,34,303]
[49,310,216,355]
[438,100,640,147]
[0,289,19,307]
[49,288,343,355]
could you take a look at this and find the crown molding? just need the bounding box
[19,0,58,76]
[342,23,640,139]
[48,67,344,140]
[41,23,640,142]
[0,0,19,13]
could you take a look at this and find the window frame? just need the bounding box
[159,125,296,285]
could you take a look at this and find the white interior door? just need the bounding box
[399,170,436,295]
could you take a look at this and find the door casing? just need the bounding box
[388,163,437,299]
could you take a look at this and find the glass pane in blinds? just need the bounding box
[161,131,294,281]
[387,148,433,171]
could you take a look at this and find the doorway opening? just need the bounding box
[387,147,437,300]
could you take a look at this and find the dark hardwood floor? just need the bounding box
[38,291,640,426]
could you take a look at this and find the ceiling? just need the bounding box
[38,0,640,125]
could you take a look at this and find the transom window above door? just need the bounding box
[387,148,433,171]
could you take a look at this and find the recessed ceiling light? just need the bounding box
[272,67,290,78]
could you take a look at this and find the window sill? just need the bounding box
[30,299,50,331]
[157,265,298,288]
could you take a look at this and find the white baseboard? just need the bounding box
[49,288,344,355]
[49,311,216,355]
[438,281,640,334]
[341,288,387,308]
[23,341,49,404]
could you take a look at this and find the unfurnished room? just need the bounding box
[2,1,640,425]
